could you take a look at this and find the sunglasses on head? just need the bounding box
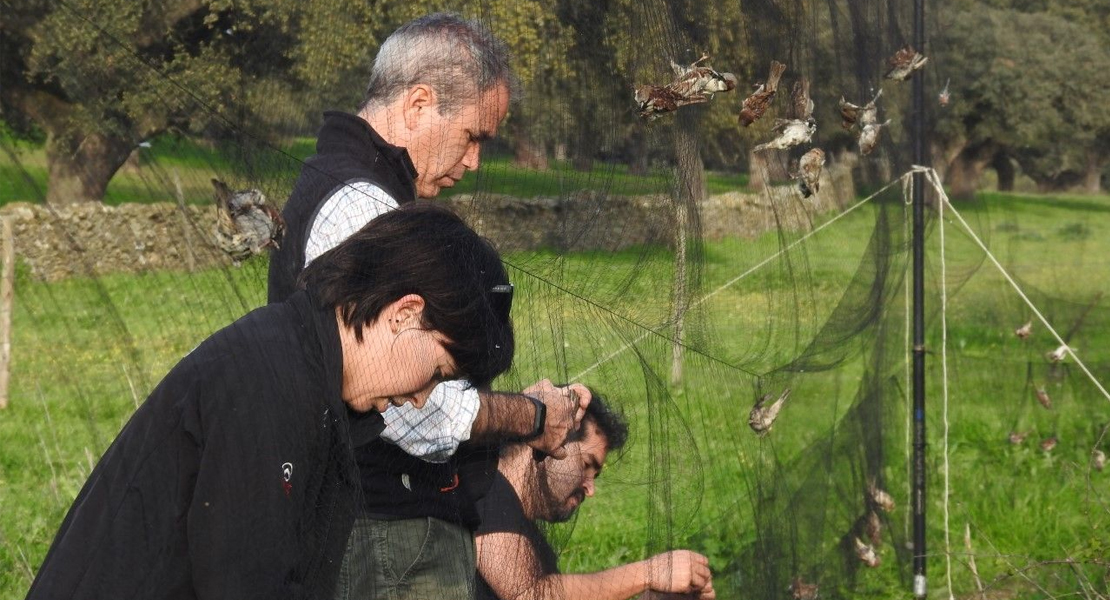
[490,283,514,322]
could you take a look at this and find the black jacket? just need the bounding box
[264,111,490,528]
[267,111,418,304]
[27,291,384,600]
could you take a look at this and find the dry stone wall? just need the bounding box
[0,167,853,282]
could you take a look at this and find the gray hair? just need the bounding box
[360,13,519,115]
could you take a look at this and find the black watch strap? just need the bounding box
[522,394,546,441]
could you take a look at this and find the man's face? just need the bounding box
[408,83,510,198]
[535,421,609,523]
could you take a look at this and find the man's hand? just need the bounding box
[522,380,592,460]
[645,550,713,597]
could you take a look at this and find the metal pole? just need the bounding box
[911,0,928,597]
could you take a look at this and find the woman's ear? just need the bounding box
[382,294,427,333]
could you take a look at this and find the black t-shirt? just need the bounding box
[474,472,559,600]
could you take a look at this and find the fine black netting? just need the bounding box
[3,0,1109,599]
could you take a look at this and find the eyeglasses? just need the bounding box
[490,283,514,322]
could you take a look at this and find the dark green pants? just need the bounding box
[333,516,476,600]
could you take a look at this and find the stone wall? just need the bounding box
[0,167,854,282]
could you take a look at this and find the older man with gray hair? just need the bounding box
[267,12,591,600]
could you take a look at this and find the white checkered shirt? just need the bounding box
[305,181,481,463]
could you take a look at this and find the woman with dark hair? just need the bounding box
[27,202,515,600]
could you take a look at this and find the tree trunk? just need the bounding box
[572,154,594,173]
[1033,171,1083,193]
[45,131,136,204]
[669,111,705,385]
[944,143,995,200]
[1083,148,1103,194]
[930,138,967,185]
[748,149,791,192]
[628,129,649,176]
[991,151,1016,192]
[510,119,548,170]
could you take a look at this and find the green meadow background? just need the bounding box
[1,141,1108,599]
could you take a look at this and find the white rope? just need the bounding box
[573,176,907,380]
[920,168,1110,404]
[936,171,955,600]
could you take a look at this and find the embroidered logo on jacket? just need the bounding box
[282,462,293,497]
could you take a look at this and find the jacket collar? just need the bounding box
[317,111,419,185]
[289,289,384,446]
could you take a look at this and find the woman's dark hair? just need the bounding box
[299,202,513,388]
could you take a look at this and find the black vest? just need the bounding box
[266,112,492,528]
[267,111,418,304]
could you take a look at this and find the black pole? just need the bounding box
[911,0,928,598]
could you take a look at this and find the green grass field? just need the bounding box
[1,188,1108,599]
[0,133,749,206]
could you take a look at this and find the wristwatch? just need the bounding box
[521,394,546,441]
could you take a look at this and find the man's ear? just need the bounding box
[381,293,427,333]
[402,84,437,130]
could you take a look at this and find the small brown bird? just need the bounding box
[790,577,819,600]
[1046,344,1069,363]
[858,119,891,155]
[853,537,881,568]
[669,55,738,99]
[795,148,826,198]
[1035,386,1053,410]
[1015,320,1033,339]
[636,56,737,121]
[1093,449,1106,471]
[1008,431,1029,444]
[938,78,951,106]
[858,510,883,547]
[885,45,929,81]
[1040,436,1058,452]
[754,118,816,152]
[791,77,815,121]
[748,388,791,436]
[838,89,882,130]
[212,179,285,263]
[635,85,706,120]
[867,478,896,513]
[739,60,787,127]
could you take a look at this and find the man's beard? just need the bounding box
[536,464,585,523]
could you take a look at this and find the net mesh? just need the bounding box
[2,0,1108,599]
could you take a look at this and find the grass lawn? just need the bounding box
[0,133,749,206]
[1,188,1108,599]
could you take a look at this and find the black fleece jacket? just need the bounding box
[27,290,384,600]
